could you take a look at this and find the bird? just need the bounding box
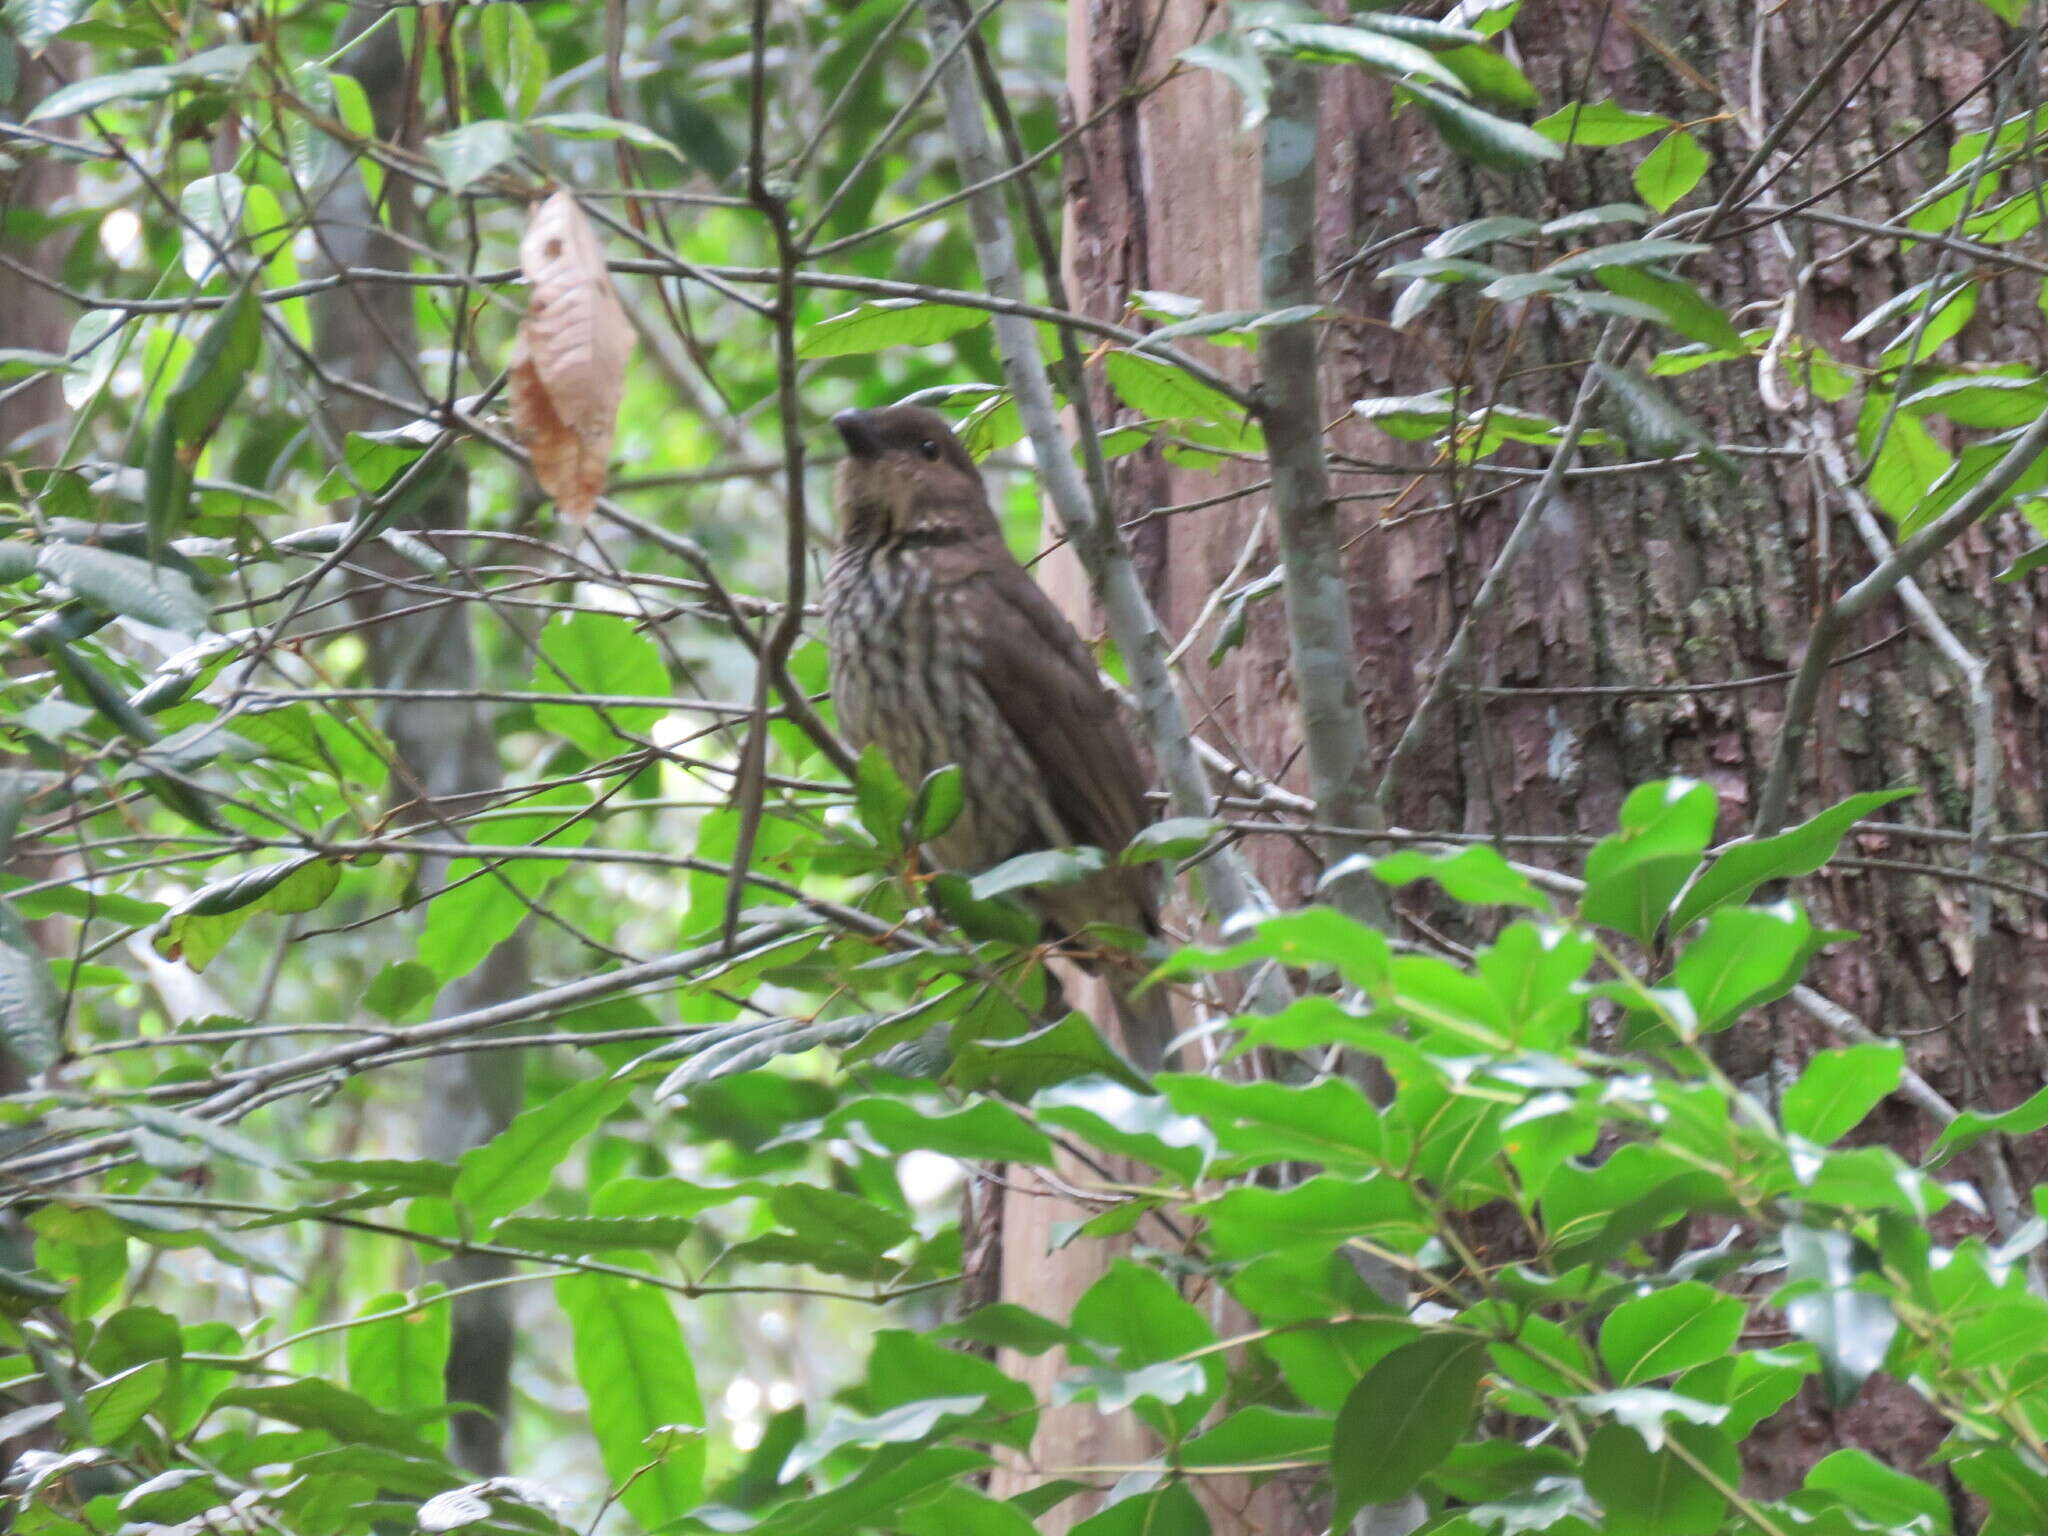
[822,404,1176,1072]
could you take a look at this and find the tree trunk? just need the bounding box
[1006,0,2047,1517]
[308,12,528,1476]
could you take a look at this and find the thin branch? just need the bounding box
[1254,56,1389,930]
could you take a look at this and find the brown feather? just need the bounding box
[823,405,1171,1064]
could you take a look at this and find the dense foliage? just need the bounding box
[3,0,2047,1535]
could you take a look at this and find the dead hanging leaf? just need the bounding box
[508,191,633,521]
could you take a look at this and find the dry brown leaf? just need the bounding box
[508,190,633,521]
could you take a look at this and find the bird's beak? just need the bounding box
[832,410,881,460]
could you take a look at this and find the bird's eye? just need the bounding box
[918,439,941,461]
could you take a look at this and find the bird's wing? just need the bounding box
[943,547,1151,863]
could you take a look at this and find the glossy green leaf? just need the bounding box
[0,901,60,1076]
[345,1287,449,1438]
[556,1266,705,1527]
[1634,129,1709,211]
[452,1077,629,1223]
[1671,788,1915,928]
[1583,1420,1735,1535]
[1332,1334,1488,1517]
[1783,1043,1902,1145]
[1599,1282,1746,1384]
[28,42,257,119]
[1532,100,1673,145]
[1579,778,1719,944]
[531,611,669,758]
[800,299,986,357]
[83,1359,167,1442]
[1780,1225,1897,1406]
[1366,845,1549,908]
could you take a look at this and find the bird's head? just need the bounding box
[831,406,996,545]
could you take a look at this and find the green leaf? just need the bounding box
[1583,1421,1734,1536]
[1532,100,1673,145]
[1036,1078,1211,1181]
[1901,374,2048,429]
[830,1097,1054,1165]
[854,743,912,856]
[753,1447,991,1536]
[1674,1348,1812,1438]
[302,1158,457,1197]
[364,961,438,1024]
[83,1359,167,1442]
[531,611,669,758]
[1860,396,1954,534]
[1423,216,1540,258]
[0,901,60,1076]
[1248,21,1470,95]
[910,765,964,844]
[1136,306,1324,349]
[1634,129,1709,212]
[530,112,688,161]
[425,119,523,190]
[556,1266,705,1528]
[1195,1174,1426,1259]
[452,1077,629,1223]
[1580,778,1719,943]
[768,1183,913,1258]
[155,282,261,553]
[7,0,85,51]
[951,1012,1151,1097]
[968,846,1107,901]
[1331,1334,1488,1518]
[346,1287,450,1435]
[28,42,257,120]
[1157,906,1391,991]
[418,784,594,979]
[1927,1081,2048,1161]
[36,542,208,632]
[154,856,340,970]
[1433,43,1537,108]
[937,1304,1073,1356]
[1671,787,1915,928]
[1178,32,1270,129]
[799,299,986,357]
[215,1379,431,1451]
[1180,1406,1334,1466]
[1780,1224,1897,1406]
[1401,81,1562,170]
[1805,1449,1951,1534]
[1551,238,1710,278]
[1121,816,1221,863]
[1999,540,2048,581]
[1599,1282,1746,1385]
[1366,845,1548,908]
[314,431,425,501]
[1955,1446,2048,1533]
[480,1,546,119]
[1161,1073,1381,1170]
[1595,267,1744,351]
[929,873,1041,947]
[1104,349,1246,424]
[1378,256,1502,285]
[1783,1043,1902,1144]
[1665,902,1814,1036]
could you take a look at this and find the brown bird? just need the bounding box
[823,404,1176,1071]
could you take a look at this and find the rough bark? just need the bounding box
[1025,0,2047,1514]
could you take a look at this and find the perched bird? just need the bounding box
[823,405,1176,1071]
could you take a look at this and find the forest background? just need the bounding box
[4,0,2048,1534]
